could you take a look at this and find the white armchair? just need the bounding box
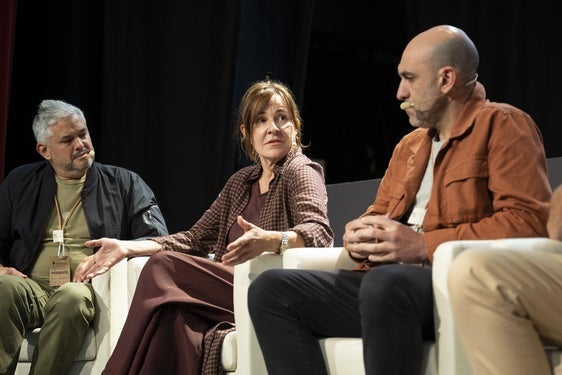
[124,253,283,375]
[278,238,562,375]
[271,238,562,375]
[118,240,562,375]
[282,247,437,375]
[123,251,368,374]
[123,250,382,374]
[15,258,129,375]
[433,237,562,375]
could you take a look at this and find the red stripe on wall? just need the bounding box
[0,0,17,183]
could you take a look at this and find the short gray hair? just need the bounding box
[32,99,86,143]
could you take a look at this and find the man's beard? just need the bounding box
[53,151,93,177]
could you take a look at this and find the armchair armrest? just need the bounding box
[231,252,283,375]
[283,247,358,270]
[126,256,151,304]
[432,240,496,375]
[105,258,129,349]
[89,257,129,373]
[487,237,561,252]
[232,248,356,374]
[91,255,149,363]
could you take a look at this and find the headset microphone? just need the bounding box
[400,101,415,110]
[399,94,443,111]
[88,149,95,158]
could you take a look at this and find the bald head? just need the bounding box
[404,25,479,84]
[548,185,562,241]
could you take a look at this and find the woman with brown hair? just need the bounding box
[73,79,333,374]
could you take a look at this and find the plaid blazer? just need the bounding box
[152,149,333,261]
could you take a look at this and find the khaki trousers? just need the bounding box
[0,275,95,375]
[448,247,562,375]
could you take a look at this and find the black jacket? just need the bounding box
[0,161,168,271]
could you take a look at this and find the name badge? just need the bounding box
[407,207,426,227]
[53,229,64,244]
[50,255,71,286]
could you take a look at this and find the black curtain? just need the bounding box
[412,0,559,159]
[0,0,17,184]
[5,0,561,232]
[6,0,315,233]
[302,0,561,184]
[96,1,242,233]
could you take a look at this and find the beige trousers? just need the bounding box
[448,247,562,375]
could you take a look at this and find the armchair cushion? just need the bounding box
[18,328,97,362]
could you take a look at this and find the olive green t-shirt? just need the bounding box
[29,174,93,289]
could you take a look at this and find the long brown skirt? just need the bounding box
[102,251,234,375]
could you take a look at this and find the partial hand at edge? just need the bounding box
[73,237,129,283]
[0,265,27,278]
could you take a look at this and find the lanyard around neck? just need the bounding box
[54,195,82,232]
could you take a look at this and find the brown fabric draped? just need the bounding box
[102,251,234,375]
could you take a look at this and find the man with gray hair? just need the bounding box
[0,99,168,374]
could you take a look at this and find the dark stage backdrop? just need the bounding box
[0,0,17,182]
[3,0,561,233]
